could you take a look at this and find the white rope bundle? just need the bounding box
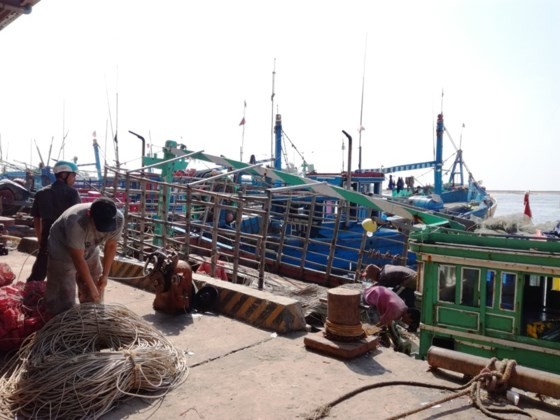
[0,303,189,419]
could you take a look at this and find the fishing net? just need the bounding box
[0,303,189,419]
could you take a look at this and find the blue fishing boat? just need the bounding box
[104,111,495,286]
[166,114,484,284]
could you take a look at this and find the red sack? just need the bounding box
[0,263,15,287]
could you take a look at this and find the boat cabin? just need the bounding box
[410,228,560,374]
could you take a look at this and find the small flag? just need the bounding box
[239,117,246,126]
[358,126,365,133]
[523,192,532,219]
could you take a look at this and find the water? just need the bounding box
[489,191,560,226]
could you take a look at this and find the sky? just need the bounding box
[0,0,559,191]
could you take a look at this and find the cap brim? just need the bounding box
[93,218,117,232]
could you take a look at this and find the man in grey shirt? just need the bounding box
[45,197,124,316]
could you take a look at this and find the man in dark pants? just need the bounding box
[26,161,81,282]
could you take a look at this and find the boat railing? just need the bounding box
[103,166,411,288]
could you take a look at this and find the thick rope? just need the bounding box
[0,303,189,419]
[324,320,366,341]
[305,358,537,420]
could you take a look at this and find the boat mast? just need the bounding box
[358,34,367,171]
[434,113,444,195]
[239,100,247,161]
[274,114,282,170]
[270,59,276,163]
[114,76,120,170]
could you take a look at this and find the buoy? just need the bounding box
[361,218,377,237]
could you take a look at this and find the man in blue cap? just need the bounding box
[45,197,124,316]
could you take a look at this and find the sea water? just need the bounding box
[489,191,560,226]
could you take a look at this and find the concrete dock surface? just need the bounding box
[1,250,559,420]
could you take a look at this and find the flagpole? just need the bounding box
[358,34,367,172]
[240,100,247,161]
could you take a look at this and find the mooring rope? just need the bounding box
[324,320,366,341]
[305,358,537,420]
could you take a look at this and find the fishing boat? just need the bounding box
[92,109,497,287]
[410,225,560,374]
[306,112,496,221]
[175,112,493,274]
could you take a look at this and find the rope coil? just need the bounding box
[0,303,189,419]
[324,320,366,341]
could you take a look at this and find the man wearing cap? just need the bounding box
[27,160,81,283]
[44,197,124,316]
[362,263,417,308]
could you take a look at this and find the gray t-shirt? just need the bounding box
[48,203,124,262]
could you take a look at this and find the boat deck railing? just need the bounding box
[100,167,411,288]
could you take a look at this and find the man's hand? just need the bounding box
[80,284,101,303]
[96,274,108,302]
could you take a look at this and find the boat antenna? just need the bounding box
[56,101,69,162]
[34,139,44,166]
[358,34,367,171]
[440,89,444,114]
[239,100,247,161]
[114,67,120,169]
[270,58,276,162]
[46,136,53,166]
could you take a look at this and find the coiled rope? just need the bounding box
[324,320,366,341]
[306,357,537,420]
[0,303,189,419]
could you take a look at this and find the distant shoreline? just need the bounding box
[488,190,560,194]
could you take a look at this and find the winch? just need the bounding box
[143,248,193,314]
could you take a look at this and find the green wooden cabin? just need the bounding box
[409,227,560,374]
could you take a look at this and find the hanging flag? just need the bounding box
[523,192,532,219]
[239,117,246,126]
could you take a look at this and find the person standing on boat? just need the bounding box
[44,197,123,316]
[26,161,81,283]
[361,264,417,308]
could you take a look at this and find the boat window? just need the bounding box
[461,268,480,307]
[500,272,516,311]
[486,270,496,308]
[438,265,456,303]
[528,275,541,287]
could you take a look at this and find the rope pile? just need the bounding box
[0,303,189,419]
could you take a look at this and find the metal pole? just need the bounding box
[427,346,560,399]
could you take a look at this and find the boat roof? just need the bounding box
[182,149,471,230]
[0,0,40,32]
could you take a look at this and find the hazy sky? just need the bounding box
[1,0,558,191]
